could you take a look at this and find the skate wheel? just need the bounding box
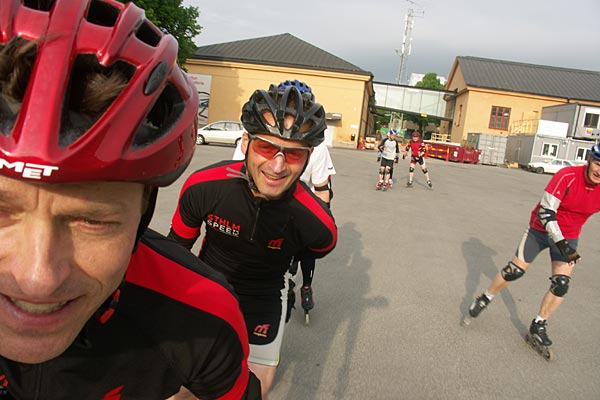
[304,312,310,325]
[543,348,555,361]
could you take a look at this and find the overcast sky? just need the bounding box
[183,0,600,84]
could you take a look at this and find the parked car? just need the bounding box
[197,121,245,145]
[527,159,576,174]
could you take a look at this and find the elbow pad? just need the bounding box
[537,206,557,228]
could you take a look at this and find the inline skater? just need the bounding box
[403,131,432,188]
[0,1,260,398]
[376,129,400,191]
[233,80,336,325]
[467,144,600,360]
[170,82,338,398]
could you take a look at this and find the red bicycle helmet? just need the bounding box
[412,131,421,137]
[0,0,198,186]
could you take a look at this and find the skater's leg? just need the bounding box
[408,163,415,184]
[378,166,385,182]
[469,257,529,318]
[487,256,530,296]
[383,166,391,186]
[248,363,275,400]
[537,261,574,320]
[300,258,316,287]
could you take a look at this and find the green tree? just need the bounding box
[414,72,445,90]
[120,0,201,66]
[406,72,445,136]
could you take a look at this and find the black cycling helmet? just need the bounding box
[241,84,326,147]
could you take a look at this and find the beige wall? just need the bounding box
[185,59,372,149]
[442,64,598,144]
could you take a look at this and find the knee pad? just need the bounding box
[549,274,570,297]
[385,166,391,172]
[501,261,526,281]
[409,166,415,173]
[422,168,428,174]
[379,167,385,174]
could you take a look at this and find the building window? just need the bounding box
[584,113,599,128]
[541,142,558,157]
[576,147,590,161]
[489,106,511,130]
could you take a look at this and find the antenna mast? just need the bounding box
[395,0,424,85]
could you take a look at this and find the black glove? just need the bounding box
[394,157,399,163]
[402,153,407,160]
[376,157,381,162]
[555,239,581,263]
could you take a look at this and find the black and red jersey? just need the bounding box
[169,160,337,297]
[530,165,600,239]
[405,139,426,158]
[0,229,259,400]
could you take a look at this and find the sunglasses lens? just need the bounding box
[250,137,308,164]
[283,148,308,163]
[252,139,278,158]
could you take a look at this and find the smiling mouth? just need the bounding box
[10,298,67,314]
[263,172,285,181]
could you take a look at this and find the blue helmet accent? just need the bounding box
[277,79,314,101]
[389,129,397,135]
[591,143,600,161]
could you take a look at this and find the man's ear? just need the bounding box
[241,132,250,155]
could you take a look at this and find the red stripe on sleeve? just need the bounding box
[126,243,250,399]
[171,161,245,239]
[293,183,337,253]
[171,204,200,239]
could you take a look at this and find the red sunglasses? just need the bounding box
[248,134,311,164]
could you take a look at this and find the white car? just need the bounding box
[528,159,576,174]
[197,121,245,146]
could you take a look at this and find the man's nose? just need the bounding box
[12,219,71,298]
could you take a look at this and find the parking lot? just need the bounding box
[151,144,600,400]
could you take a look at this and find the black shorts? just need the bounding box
[238,272,291,366]
[380,158,394,168]
[410,156,425,165]
[515,227,578,263]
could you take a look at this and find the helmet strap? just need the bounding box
[132,186,158,253]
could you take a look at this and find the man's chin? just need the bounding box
[255,181,290,200]
[0,330,78,364]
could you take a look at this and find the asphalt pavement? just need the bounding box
[150,144,600,400]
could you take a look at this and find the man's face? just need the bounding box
[412,135,419,141]
[0,175,144,363]
[586,158,600,185]
[242,132,311,200]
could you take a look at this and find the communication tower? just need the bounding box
[395,1,424,85]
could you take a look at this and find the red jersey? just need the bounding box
[530,165,600,239]
[406,139,425,157]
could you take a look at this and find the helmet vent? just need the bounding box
[0,38,37,137]
[23,0,55,11]
[131,82,184,149]
[135,22,161,47]
[59,54,135,147]
[85,0,120,27]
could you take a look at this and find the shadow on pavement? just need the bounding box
[273,222,388,399]
[461,237,527,335]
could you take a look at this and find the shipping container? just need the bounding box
[467,133,507,165]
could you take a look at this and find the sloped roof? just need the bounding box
[191,33,371,76]
[457,56,600,103]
